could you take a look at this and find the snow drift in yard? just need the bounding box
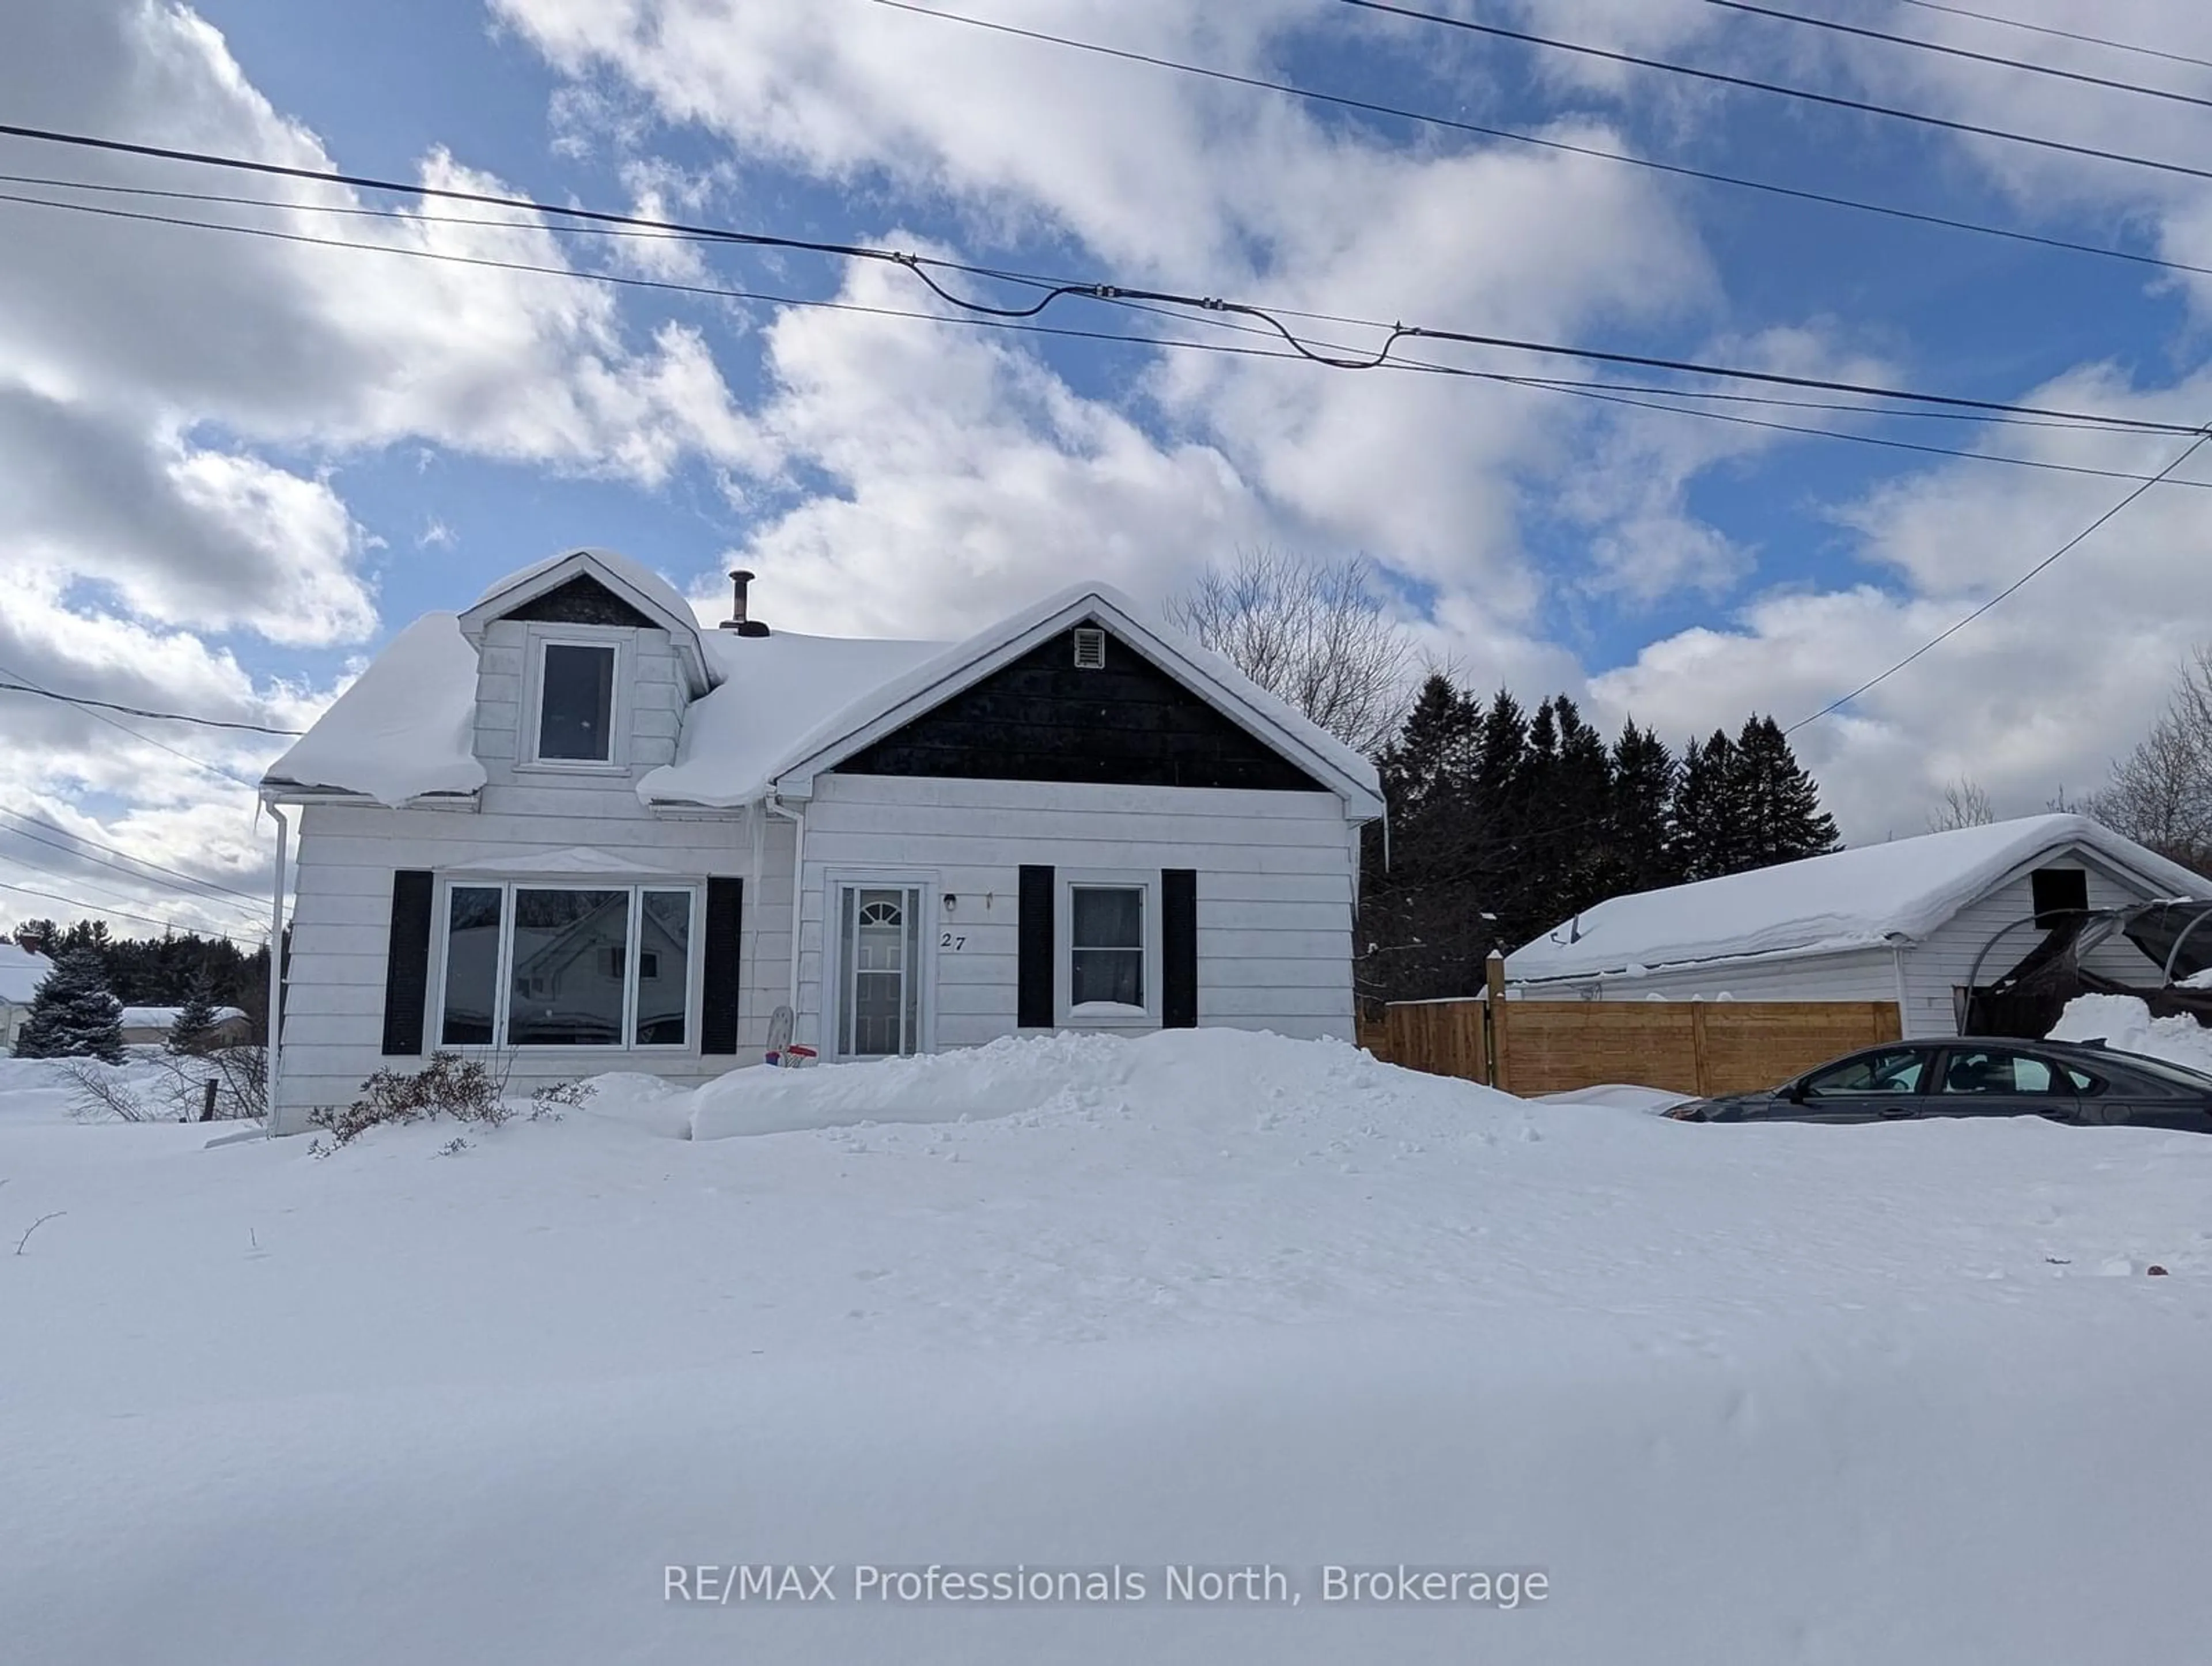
[685,1027,1497,1141]
[7,1028,2212,1664]
[1508,814,2212,982]
[2048,994,2212,1076]
[260,613,487,806]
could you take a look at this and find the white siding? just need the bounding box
[1515,946,1900,1008]
[790,775,1356,1051]
[1902,850,2171,1036]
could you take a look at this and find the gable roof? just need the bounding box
[737,582,1384,816]
[0,944,54,1006]
[1506,815,2212,983]
[461,548,713,695]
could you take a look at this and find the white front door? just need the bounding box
[836,884,925,1057]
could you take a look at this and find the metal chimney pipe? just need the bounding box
[720,569,769,636]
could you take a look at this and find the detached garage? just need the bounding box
[1506,815,2212,1039]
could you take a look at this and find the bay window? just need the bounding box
[438,881,696,1048]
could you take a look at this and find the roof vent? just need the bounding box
[719,569,770,637]
[1072,627,1107,669]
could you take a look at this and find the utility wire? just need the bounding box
[868,0,2212,293]
[0,809,269,912]
[0,879,262,946]
[0,657,261,792]
[0,843,263,928]
[1688,0,2212,112]
[9,182,2203,498]
[13,165,2172,437]
[0,680,302,735]
[1786,425,2212,733]
[1341,0,2212,190]
[0,127,2199,435]
[1889,0,2212,75]
[12,179,2210,495]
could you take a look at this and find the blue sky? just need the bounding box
[6,0,2212,932]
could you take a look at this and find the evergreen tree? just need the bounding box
[1733,715,1842,867]
[1541,696,1616,923]
[13,949,125,1062]
[168,972,223,1057]
[1606,721,1681,894]
[1670,729,1743,881]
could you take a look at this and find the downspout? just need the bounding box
[763,789,806,1033]
[263,802,290,1135]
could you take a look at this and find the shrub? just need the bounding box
[308,1052,513,1148]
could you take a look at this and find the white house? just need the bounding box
[0,944,55,1051]
[256,549,1382,1134]
[1505,815,2212,1037]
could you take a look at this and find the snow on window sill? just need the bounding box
[1065,1000,1153,1026]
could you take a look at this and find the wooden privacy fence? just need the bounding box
[1378,993,1902,1099]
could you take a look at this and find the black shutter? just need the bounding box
[380,869,435,1056]
[1162,868,1198,1028]
[701,877,744,1055]
[1017,864,1055,1028]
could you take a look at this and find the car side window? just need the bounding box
[1938,1050,2069,1095]
[2063,1066,2100,1094]
[1802,1049,1926,1096]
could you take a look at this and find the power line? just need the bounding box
[0,843,262,927]
[0,807,270,910]
[868,0,2212,293]
[1340,0,2212,190]
[0,680,302,735]
[12,177,2210,499]
[0,132,2198,436]
[1786,425,2212,733]
[0,879,263,946]
[0,821,268,920]
[9,184,2203,499]
[18,165,2172,436]
[1688,0,2212,113]
[1889,0,2212,75]
[0,658,260,791]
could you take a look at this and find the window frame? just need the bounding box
[433,876,701,1052]
[1798,1046,1933,1099]
[523,627,628,772]
[1055,870,1161,1028]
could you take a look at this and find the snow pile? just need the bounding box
[686,1027,1492,1141]
[8,1028,2212,1663]
[1509,815,2212,981]
[262,613,488,806]
[2047,994,2212,1076]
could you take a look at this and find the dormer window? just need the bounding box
[533,638,619,764]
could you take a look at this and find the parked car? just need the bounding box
[1665,1037,2212,1131]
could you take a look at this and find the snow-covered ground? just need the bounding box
[6,1029,2212,1664]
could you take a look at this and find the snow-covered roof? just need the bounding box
[261,614,490,807]
[468,546,700,638]
[118,1005,247,1031]
[266,565,1384,815]
[0,945,54,1006]
[751,582,1385,811]
[1508,815,2212,983]
[637,628,948,808]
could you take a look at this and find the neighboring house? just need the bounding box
[257,549,1382,1134]
[117,1006,251,1048]
[1506,815,2212,1038]
[0,944,55,1051]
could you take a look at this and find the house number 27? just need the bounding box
[940,932,967,951]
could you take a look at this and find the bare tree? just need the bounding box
[1926,777,1997,834]
[2088,647,2212,873]
[1166,549,1416,755]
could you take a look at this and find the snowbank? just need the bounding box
[261,613,488,805]
[2047,994,2212,1076]
[8,1027,2212,1663]
[684,1027,1501,1141]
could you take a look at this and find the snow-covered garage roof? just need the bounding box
[1507,815,2212,983]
